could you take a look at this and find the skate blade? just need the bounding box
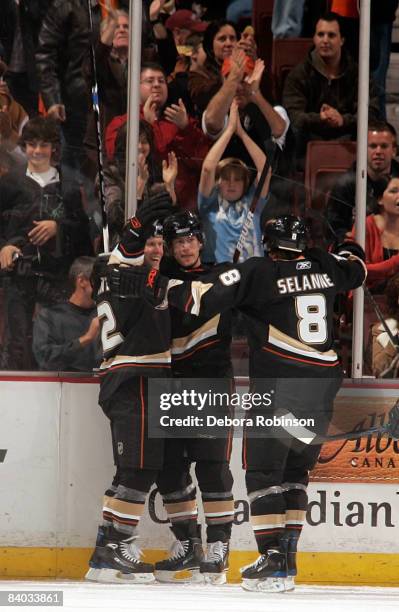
[284,576,296,592]
[98,568,155,584]
[241,577,286,593]
[202,572,227,585]
[85,568,102,582]
[155,569,203,584]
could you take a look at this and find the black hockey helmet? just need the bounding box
[148,218,164,238]
[163,211,203,245]
[263,215,309,253]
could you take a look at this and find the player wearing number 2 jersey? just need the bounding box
[85,194,173,584]
[161,215,367,593]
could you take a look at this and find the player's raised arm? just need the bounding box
[325,240,367,291]
[167,265,245,317]
[119,258,257,317]
[110,191,173,266]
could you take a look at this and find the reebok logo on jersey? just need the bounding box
[296,261,311,270]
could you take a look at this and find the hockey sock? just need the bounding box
[202,491,234,543]
[247,486,286,552]
[161,481,199,536]
[102,485,148,537]
[282,481,307,534]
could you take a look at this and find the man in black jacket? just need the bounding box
[0,0,50,116]
[35,0,92,175]
[282,11,380,160]
[32,256,101,372]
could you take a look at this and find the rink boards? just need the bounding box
[0,376,399,585]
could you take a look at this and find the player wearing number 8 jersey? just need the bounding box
[161,215,367,592]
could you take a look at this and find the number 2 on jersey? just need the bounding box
[295,294,327,344]
[97,301,124,352]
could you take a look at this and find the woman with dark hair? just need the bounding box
[188,19,239,115]
[352,175,399,289]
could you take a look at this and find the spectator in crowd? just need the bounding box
[95,6,129,128]
[0,0,49,117]
[352,176,399,290]
[32,256,102,372]
[188,19,257,118]
[272,0,306,38]
[103,119,177,247]
[165,9,208,47]
[198,101,270,263]
[282,12,380,161]
[35,0,91,178]
[188,19,238,116]
[148,4,207,75]
[0,116,92,370]
[368,273,399,378]
[106,63,209,211]
[327,121,399,243]
[203,53,290,174]
[167,33,207,118]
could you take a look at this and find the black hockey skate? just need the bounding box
[200,541,229,585]
[281,533,298,592]
[85,526,105,582]
[241,548,286,592]
[155,537,204,583]
[88,527,155,584]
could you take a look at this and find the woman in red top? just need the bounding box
[354,176,399,288]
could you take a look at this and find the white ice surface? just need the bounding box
[0,581,399,612]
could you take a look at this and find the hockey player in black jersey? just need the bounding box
[153,211,234,584]
[85,195,172,584]
[127,214,367,592]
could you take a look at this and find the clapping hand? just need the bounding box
[320,104,344,128]
[227,99,239,133]
[162,151,178,188]
[164,98,188,130]
[143,94,158,125]
[245,59,265,96]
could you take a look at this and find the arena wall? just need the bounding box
[0,376,398,585]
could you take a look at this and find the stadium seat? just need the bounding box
[271,37,313,101]
[304,140,357,210]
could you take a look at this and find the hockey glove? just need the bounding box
[334,240,365,262]
[114,191,173,264]
[108,264,168,306]
[91,253,111,299]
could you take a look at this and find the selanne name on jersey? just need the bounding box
[277,272,334,295]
